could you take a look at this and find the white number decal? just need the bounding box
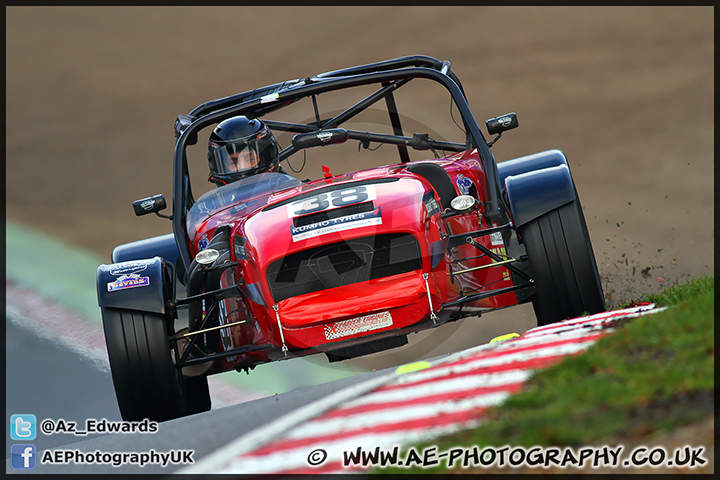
[287,185,376,217]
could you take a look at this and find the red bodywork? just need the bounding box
[188,150,519,371]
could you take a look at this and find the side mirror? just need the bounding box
[133,194,167,217]
[292,128,349,150]
[174,114,198,145]
[485,112,519,135]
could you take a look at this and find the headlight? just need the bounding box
[195,248,220,265]
[450,195,476,212]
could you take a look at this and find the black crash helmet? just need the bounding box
[207,116,280,186]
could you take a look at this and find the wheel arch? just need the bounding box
[498,149,569,184]
[112,233,186,283]
[504,159,577,229]
[97,257,170,314]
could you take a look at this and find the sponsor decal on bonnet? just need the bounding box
[290,208,382,242]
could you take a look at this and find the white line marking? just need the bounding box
[392,339,598,387]
[341,369,531,407]
[285,391,510,441]
[524,305,665,337]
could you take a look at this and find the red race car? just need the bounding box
[97,56,605,421]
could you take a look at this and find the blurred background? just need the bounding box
[5,6,713,431]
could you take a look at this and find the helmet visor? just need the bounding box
[209,126,278,178]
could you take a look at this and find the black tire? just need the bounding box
[518,201,605,326]
[102,307,211,421]
[182,375,211,415]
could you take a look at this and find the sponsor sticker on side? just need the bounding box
[455,174,474,195]
[324,311,393,340]
[107,274,150,292]
[290,208,382,242]
[107,260,151,277]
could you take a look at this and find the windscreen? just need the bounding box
[187,172,302,231]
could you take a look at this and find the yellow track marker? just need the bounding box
[490,332,520,343]
[395,360,432,375]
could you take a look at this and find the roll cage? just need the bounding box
[172,55,511,274]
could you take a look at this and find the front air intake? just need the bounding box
[267,233,422,303]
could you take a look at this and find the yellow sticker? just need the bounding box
[395,360,432,375]
[490,332,520,343]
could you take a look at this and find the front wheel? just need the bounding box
[518,201,605,326]
[102,307,211,421]
[182,375,211,415]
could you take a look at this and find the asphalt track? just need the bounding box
[5,321,121,453]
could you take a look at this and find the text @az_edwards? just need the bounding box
[307,444,709,470]
[40,418,158,435]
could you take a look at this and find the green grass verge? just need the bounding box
[389,275,714,472]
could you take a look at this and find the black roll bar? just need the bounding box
[172,56,507,275]
[265,120,468,162]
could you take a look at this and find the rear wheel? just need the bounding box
[102,307,211,421]
[518,201,605,325]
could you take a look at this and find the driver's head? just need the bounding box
[207,116,280,186]
[227,147,261,172]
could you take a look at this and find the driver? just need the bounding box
[207,116,281,186]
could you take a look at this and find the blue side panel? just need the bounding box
[112,233,181,266]
[505,164,576,228]
[497,149,569,186]
[97,257,167,314]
